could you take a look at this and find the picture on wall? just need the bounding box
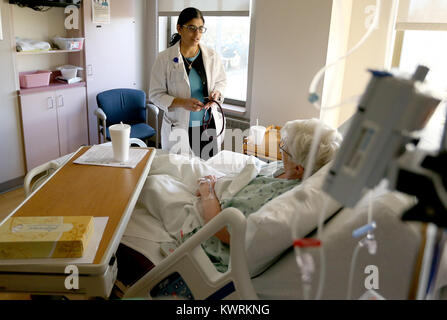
[92,0,110,24]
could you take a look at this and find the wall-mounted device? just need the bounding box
[9,0,81,11]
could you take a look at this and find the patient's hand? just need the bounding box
[196,175,229,244]
[195,175,217,198]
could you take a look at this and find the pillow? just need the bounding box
[206,150,267,175]
[244,161,342,276]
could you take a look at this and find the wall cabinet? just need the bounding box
[20,86,88,171]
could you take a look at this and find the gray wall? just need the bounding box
[0,0,25,188]
[248,0,333,127]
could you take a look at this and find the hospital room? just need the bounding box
[0,0,446,305]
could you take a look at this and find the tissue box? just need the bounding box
[0,216,94,259]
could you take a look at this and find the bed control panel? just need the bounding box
[150,272,194,300]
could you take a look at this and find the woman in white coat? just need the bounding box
[149,7,227,159]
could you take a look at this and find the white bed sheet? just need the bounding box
[122,150,270,263]
[252,189,422,300]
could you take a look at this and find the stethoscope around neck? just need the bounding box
[202,98,225,140]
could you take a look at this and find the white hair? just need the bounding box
[280,118,343,173]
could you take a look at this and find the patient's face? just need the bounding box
[282,152,304,180]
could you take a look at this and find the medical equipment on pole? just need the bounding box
[323,66,441,209]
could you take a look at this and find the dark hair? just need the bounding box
[169,7,205,47]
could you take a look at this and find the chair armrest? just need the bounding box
[146,103,159,117]
[94,108,107,144]
[94,108,107,121]
[146,103,160,147]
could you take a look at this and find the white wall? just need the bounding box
[135,0,147,92]
[0,0,25,185]
[145,0,158,93]
[248,0,333,127]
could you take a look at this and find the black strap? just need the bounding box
[202,99,225,139]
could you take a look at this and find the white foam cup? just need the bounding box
[109,123,131,162]
[250,125,266,145]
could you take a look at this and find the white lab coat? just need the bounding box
[149,41,227,154]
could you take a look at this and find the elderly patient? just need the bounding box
[196,118,343,244]
[115,118,342,290]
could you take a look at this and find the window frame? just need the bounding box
[158,10,252,116]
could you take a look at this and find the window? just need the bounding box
[158,14,251,105]
[394,31,447,151]
[392,0,447,151]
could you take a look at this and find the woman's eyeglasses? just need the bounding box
[279,140,293,158]
[182,25,207,33]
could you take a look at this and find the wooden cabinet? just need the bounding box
[20,86,88,171]
[243,126,282,161]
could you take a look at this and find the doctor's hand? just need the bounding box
[210,90,221,101]
[204,91,222,109]
[170,98,204,112]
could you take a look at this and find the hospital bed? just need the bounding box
[14,147,430,300]
[118,150,428,300]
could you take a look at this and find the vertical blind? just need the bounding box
[158,0,250,13]
[396,0,447,30]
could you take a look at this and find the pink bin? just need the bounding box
[19,71,52,88]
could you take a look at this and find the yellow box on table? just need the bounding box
[0,216,94,259]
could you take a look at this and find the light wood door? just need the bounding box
[83,0,137,144]
[20,92,60,171]
[56,87,89,156]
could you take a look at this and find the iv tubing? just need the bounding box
[315,196,329,299]
[347,243,362,300]
[347,193,375,300]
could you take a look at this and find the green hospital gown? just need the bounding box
[220,176,301,215]
[192,175,301,273]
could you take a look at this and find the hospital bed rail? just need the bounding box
[124,207,258,300]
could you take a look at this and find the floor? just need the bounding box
[0,187,31,300]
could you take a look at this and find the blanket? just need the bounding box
[123,152,266,245]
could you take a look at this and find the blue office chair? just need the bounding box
[94,89,156,144]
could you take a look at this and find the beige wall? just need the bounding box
[0,0,25,184]
[248,0,333,128]
[329,0,396,127]
[320,0,353,128]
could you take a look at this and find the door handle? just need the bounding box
[57,95,64,108]
[47,97,54,110]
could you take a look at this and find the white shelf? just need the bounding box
[17,50,82,56]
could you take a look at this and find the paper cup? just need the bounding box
[250,126,266,145]
[109,124,131,162]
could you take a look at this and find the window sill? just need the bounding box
[222,103,246,117]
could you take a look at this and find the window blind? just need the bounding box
[158,0,250,15]
[396,0,447,30]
